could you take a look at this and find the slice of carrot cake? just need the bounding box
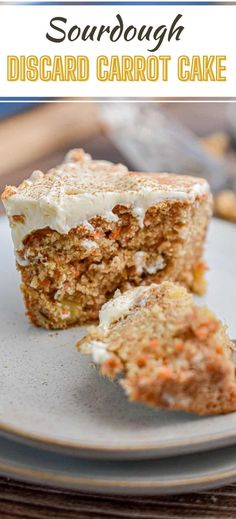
[78,282,236,416]
[1,149,211,330]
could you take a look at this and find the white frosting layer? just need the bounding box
[81,239,98,250]
[99,285,153,332]
[89,284,157,364]
[87,340,110,365]
[2,149,210,264]
[134,251,166,276]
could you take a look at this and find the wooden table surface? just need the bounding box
[1,102,236,519]
[1,477,236,519]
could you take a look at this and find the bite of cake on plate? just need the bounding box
[78,282,236,416]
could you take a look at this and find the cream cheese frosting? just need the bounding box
[2,148,210,264]
[99,285,153,331]
[85,284,157,364]
[134,251,166,276]
[86,340,110,365]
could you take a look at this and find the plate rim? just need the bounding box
[1,456,236,494]
[1,415,236,459]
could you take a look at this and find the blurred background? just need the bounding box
[0,101,236,222]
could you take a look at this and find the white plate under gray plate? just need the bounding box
[1,434,236,494]
[0,216,236,460]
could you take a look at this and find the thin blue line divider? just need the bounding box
[0,1,227,6]
[0,97,235,102]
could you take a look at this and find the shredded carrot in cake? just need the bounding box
[158,366,173,381]
[137,354,148,368]
[175,341,184,352]
[101,354,123,377]
[110,228,121,240]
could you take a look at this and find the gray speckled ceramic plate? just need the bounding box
[0,216,236,460]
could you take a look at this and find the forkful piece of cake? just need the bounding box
[78,282,236,416]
